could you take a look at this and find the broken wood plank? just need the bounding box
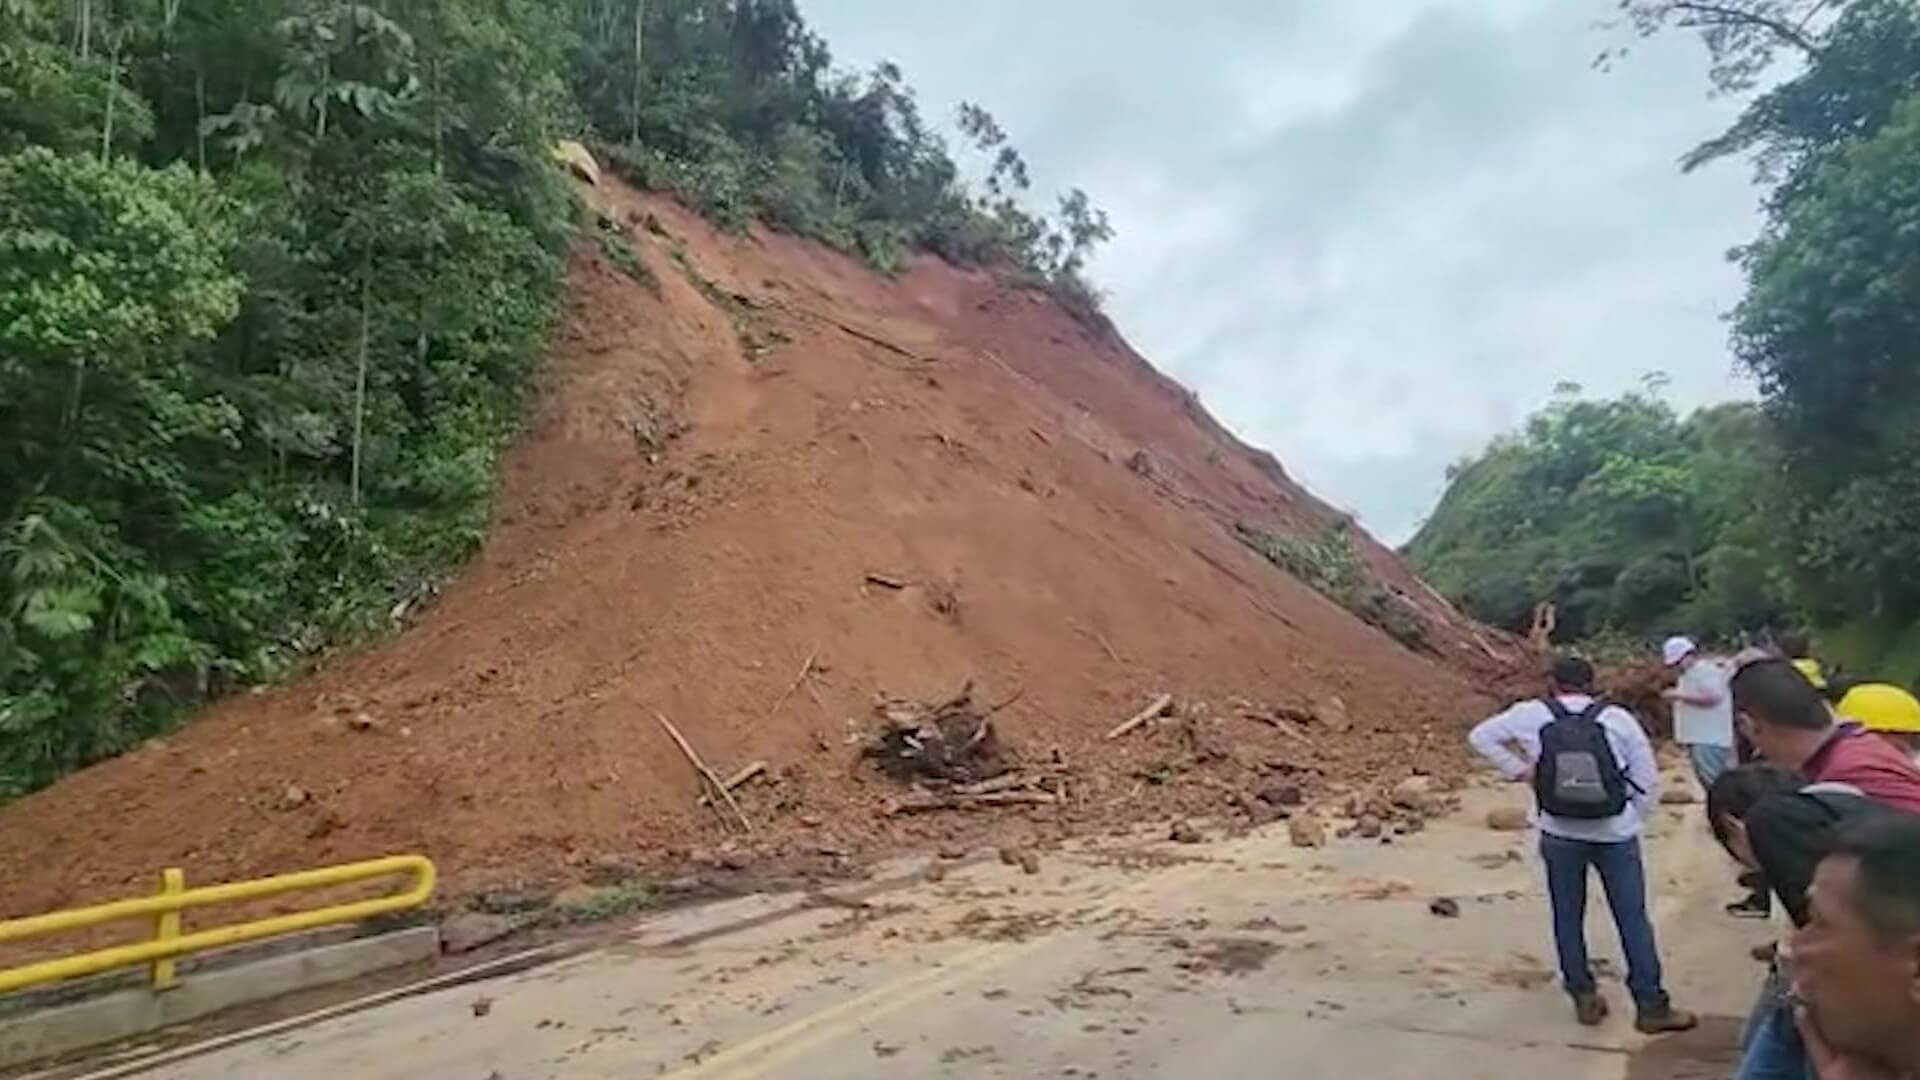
[890,791,1060,814]
[1105,693,1175,740]
[655,712,754,834]
[952,773,1032,797]
[865,572,911,590]
[696,759,769,807]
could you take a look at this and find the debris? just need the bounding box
[923,861,948,883]
[697,759,770,808]
[347,711,380,733]
[470,995,494,1018]
[891,791,1058,813]
[441,912,518,955]
[550,140,602,186]
[1429,897,1462,919]
[1391,776,1436,812]
[1257,780,1304,808]
[656,712,754,834]
[758,648,818,727]
[1288,816,1327,848]
[865,572,911,590]
[1018,851,1042,875]
[1315,696,1352,734]
[1355,815,1383,839]
[277,784,311,810]
[1485,807,1531,832]
[1659,788,1699,806]
[939,844,969,860]
[1467,850,1525,870]
[1106,693,1175,740]
[999,846,1025,867]
[1169,820,1204,845]
[864,680,1006,784]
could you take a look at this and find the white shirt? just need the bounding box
[1672,657,1735,748]
[1467,694,1659,842]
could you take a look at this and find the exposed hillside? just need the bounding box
[0,174,1516,917]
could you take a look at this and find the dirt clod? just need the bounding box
[1485,807,1531,832]
[1169,821,1204,845]
[1288,816,1327,848]
[1355,815,1383,839]
[1018,851,1042,875]
[1428,897,1461,918]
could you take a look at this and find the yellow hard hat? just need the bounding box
[1837,683,1920,734]
[1791,657,1827,691]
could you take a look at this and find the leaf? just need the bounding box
[20,585,99,640]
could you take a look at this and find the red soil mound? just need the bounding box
[0,178,1521,919]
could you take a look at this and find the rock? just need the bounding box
[443,913,518,955]
[1485,807,1531,832]
[1288,816,1327,848]
[798,814,825,828]
[718,852,751,871]
[1429,897,1462,919]
[586,855,635,885]
[1259,780,1305,808]
[1659,788,1699,806]
[1355,815,1383,839]
[1187,720,1234,762]
[923,862,948,883]
[551,884,611,916]
[939,844,969,860]
[1391,777,1437,813]
[550,139,602,186]
[1315,695,1351,734]
[998,846,1024,867]
[1017,851,1042,875]
[1169,820,1204,845]
[278,783,311,810]
[347,711,380,732]
[471,995,494,1018]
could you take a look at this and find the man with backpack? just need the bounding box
[1468,655,1698,1033]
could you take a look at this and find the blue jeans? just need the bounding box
[1738,1001,1813,1079]
[1539,834,1667,1007]
[1686,743,1734,790]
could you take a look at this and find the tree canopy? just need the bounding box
[0,0,1110,797]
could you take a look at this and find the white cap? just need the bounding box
[1662,636,1697,667]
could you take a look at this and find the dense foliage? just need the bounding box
[1407,393,1793,643]
[1417,0,1920,680]
[0,0,1110,797]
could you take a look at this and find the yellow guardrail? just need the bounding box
[0,854,435,996]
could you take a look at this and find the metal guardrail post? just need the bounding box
[150,868,184,991]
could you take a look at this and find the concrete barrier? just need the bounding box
[0,925,439,1069]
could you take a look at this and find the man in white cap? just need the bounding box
[1664,635,1736,791]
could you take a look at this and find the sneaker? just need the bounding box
[1726,893,1772,919]
[1634,1003,1699,1034]
[1573,991,1610,1027]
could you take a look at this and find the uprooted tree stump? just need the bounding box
[862,679,1011,785]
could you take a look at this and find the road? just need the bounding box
[106,783,1763,1079]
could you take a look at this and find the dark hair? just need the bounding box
[1731,658,1832,732]
[1825,816,1920,938]
[1778,630,1812,657]
[1824,673,1866,705]
[1706,763,1803,846]
[1550,654,1595,692]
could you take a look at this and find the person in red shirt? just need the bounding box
[1731,658,1920,813]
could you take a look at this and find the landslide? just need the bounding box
[0,176,1519,917]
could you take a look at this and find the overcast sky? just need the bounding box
[801,0,1769,544]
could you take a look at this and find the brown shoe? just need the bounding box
[1634,1003,1699,1034]
[1573,991,1609,1027]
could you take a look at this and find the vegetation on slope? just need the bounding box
[0,0,1111,797]
[1416,0,1920,681]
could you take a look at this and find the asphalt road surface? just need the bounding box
[96,782,1763,1079]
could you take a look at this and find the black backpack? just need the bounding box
[1533,697,1634,819]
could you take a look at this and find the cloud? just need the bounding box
[801,0,1765,543]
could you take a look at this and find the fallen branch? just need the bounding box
[1105,693,1175,740]
[891,791,1059,814]
[656,712,754,834]
[696,760,769,807]
[953,773,1033,797]
[865,572,910,590]
[760,648,818,726]
[1237,710,1314,747]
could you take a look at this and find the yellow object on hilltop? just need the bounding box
[1791,657,1827,690]
[1838,682,1920,734]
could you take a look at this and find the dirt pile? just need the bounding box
[0,173,1522,920]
